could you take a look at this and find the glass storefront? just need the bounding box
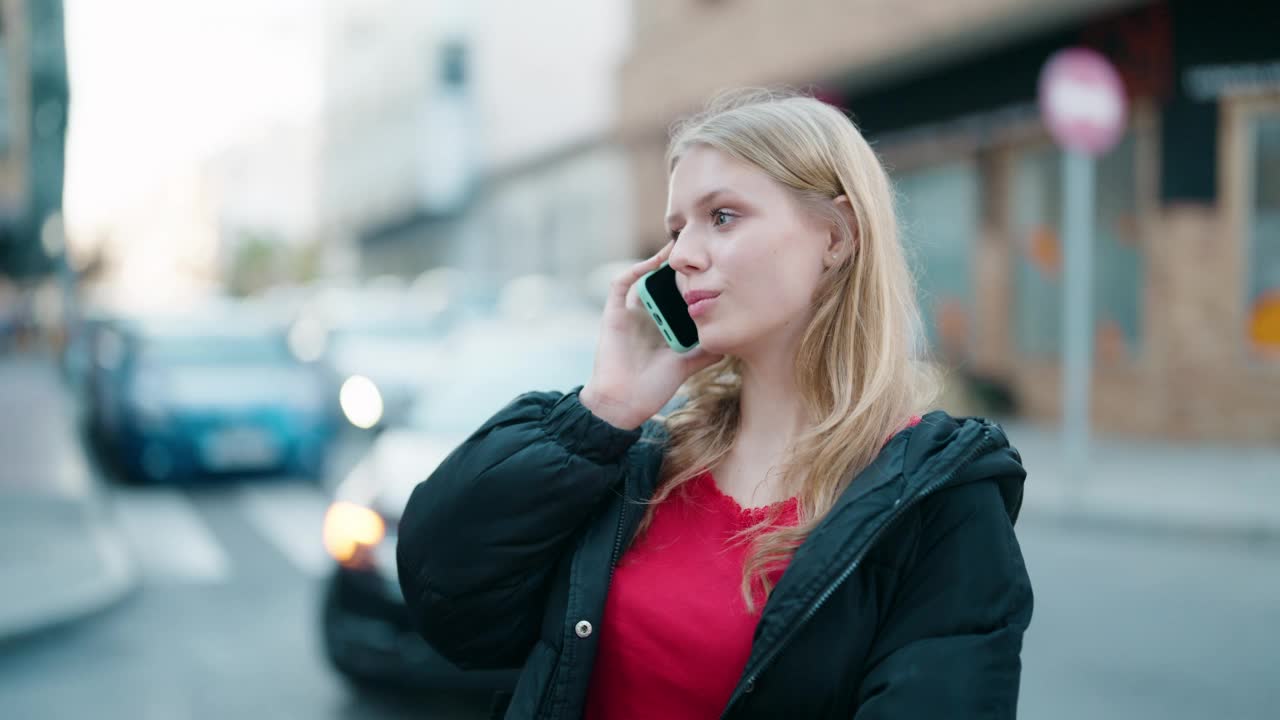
[1249,112,1280,355]
[1011,134,1142,362]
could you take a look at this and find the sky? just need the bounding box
[58,0,631,260]
[61,0,324,237]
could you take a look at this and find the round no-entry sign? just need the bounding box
[1038,48,1127,156]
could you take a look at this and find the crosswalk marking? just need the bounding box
[235,482,335,578]
[111,487,231,583]
[106,480,337,584]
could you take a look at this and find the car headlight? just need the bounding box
[322,500,386,569]
[339,375,384,429]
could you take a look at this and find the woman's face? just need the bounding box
[665,144,834,357]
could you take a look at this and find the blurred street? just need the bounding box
[0,495,491,720]
[0,350,492,719]
[1,351,1278,719]
[0,488,492,720]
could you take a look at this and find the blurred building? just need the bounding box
[436,135,631,290]
[618,0,1280,442]
[359,0,633,290]
[317,0,478,278]
[205,0,479,285]
[0,0,67,280]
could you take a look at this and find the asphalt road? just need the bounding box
[0,472,495,720]
[1017,517,1280,719]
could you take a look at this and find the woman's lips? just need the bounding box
[688,295,718,319]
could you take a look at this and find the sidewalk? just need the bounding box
[0,353,135,643]
[1001,418,1280,541]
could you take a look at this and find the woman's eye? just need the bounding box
[712,209,734,227]
[668,227,682,242]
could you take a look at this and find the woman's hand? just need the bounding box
[581,242,723,430]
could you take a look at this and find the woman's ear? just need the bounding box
[826,195,858,267]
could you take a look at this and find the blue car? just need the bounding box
[105,314,336,484]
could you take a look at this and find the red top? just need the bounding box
[583,469,799,720]
[584,416,922,719]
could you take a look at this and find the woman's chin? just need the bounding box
[695,322,780,359]
[692,327,734,356]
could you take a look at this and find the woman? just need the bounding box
[397,89,1033,719]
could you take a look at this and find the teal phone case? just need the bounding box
[637,262,699,354]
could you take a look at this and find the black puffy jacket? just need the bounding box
[398,388,1033,718]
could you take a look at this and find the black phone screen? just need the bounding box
[644,264,699,348]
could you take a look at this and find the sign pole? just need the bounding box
[1038,46,1126,506]
[1061,150,1094,506]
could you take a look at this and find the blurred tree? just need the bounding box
[227,230,282,297]
[290,241,323,285]
[228,233,325,296]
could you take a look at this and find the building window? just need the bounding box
[896,161,979,362]
[1249,112,1280,356]
[1093,133,1142,363]
[440,41,467,89]
[1011,133,1142,362]
[1011,145,1062,358]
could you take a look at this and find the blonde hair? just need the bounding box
[637,88,940,612]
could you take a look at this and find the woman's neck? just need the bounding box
[714,342,809,506]
[735,331,807,445]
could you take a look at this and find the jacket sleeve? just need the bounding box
[853,479,1034,718]
[396,387,643,670]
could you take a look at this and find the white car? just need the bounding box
[319,317,598,690]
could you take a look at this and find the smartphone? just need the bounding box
[636,262,699,353]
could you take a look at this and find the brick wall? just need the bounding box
[620,0,1132,138]
[1007,206,1280,443]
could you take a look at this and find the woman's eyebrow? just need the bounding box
[665,188,736,226]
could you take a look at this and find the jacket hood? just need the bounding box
[898,411,1026,523]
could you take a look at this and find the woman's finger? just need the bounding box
[608,242,673,308]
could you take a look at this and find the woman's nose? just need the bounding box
[668,235,707,274]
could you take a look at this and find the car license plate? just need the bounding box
[200,426,280,471]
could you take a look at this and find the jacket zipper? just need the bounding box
[538,473,630,720]
[719,428,994,719]
[609,472,631,580]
